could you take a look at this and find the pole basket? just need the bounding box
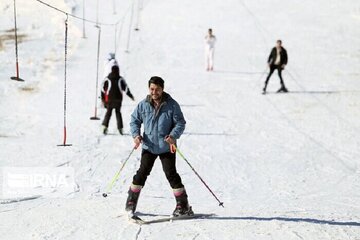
[10,76,25,82]
[90,106,100,120]
[57,127,72,147]
[57,143,72,147]
[10,61,24,81]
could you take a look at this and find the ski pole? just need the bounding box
[103,147,135,197]
[172,145,224,207]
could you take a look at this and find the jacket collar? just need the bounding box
[146,92,170,106]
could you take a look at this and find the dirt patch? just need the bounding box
[19,86,36,92]
[0,29,27,51]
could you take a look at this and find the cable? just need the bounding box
[34,0,118,26]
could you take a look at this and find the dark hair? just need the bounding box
[208,28,212,32]
[277,39,282,44]
[111,65,119,74]
[148,76,164,89]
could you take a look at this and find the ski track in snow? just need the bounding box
[1,0,360,239]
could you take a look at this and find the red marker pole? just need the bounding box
[10,0,24,82]
[58,14,72,147]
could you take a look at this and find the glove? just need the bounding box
[164,135,175,145]
[134,136,142,149]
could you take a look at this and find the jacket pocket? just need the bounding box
[142,110,153,134]
[158,110,173,135]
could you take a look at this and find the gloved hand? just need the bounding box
[164,135,175,145]
[134,136,142,149]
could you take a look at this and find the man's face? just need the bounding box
[149,83,163,101]
[276,41,282,49]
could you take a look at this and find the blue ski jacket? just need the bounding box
[130,92,186,154]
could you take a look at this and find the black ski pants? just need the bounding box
[102,101,123,130]
[132,150,184,189]
[265,65,286,87]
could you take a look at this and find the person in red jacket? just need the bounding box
[101,65,134,135]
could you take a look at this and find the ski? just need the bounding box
[128,213,215,225]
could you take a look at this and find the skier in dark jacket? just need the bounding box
[125,76,193,217]
[101,65,134,135]
[263,40,288,94]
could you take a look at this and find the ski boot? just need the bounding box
[262,87,267,95]
[119,128,124,135]
[172,188,194,217]
[262,83,268,95]
[277,86,288,93]
[103,126,108,135]
[125,184,142,214]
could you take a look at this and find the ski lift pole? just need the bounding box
[113,0,116,15]
[82,0,86,38]
[90,25,101,120]
[125,0,135,53]
[10,0,24,81]
[58,14,72,147]
[114,23,118,56]
[134,0,141,31]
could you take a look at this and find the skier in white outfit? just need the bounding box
[103,53,119,79]
[204,28,216,71]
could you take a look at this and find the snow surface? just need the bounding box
[1,0,360,239]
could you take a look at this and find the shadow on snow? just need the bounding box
[207,215,360,227]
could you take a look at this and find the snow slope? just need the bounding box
[1,0,360,239]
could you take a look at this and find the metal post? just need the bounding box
[58,14,72,147]
[113,0,116,15]
[125,1,135,53]
[96,0,99,25]
[90,26,101,120]
[82,0,86,38]
[10,0,24,82]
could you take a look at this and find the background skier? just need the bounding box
[263,40,288,94]
[204,28,216,71]
[125,76,193,217]
[101,65,134,135]
[103,52,118,79]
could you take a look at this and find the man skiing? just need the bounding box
[205,28,216,71]
[101,65,134,135]
[125,76,193,217]
[263,40,288,94]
